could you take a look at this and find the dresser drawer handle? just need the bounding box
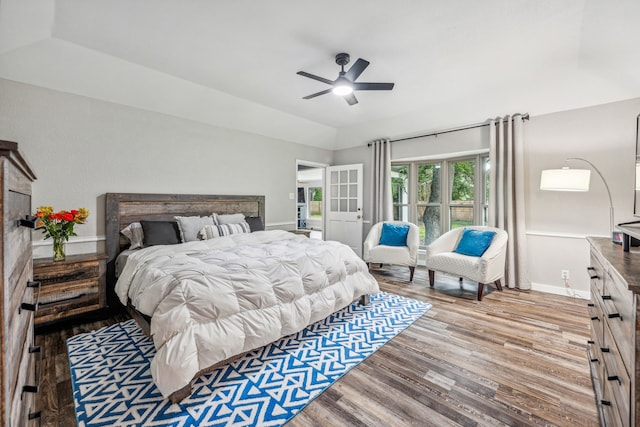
[587,267,596,272]
[18,215,37,228]
[19,281,41,313]
[590,358,599,363]
[600,347,610,353]
[607,375,621,384]
[590,316,600,321]
[28,411,41,420]
[601,295,612,301]
[600,399,611,406]
[607,313,621,319]
[21,346,42,397]
[587,340,595,345]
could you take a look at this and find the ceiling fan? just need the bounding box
[297,53,394,106]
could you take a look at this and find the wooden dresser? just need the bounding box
[0,141,39,426]
[587,237,640,427]
[33,253,107,326]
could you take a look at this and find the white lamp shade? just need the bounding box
[540,168,591,191]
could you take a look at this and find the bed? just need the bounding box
[105,193,379,402]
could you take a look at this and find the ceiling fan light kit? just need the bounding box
[297,53,394,105]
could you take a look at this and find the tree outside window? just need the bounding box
[308,187,322,218]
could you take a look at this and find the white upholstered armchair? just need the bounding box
[363,221,420,281]
[425,226,508,301]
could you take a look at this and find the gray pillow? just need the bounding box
[214,213,246,225]
[120,222,144,249]
[175,215,215,242]
[246,216,264,232]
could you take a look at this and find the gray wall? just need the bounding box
[335,101,640,297]
[0,78,333,257]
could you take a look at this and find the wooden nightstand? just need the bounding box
[33,253,108,326]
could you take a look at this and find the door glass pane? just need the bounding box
[340,184,347,197]
[331,199,338,211]
[417,205,441,245]
[349,169,357,182]
[349,184,357,196]
[340,199,347,212]
[340,170,348,182]
[331,171,338,184]
[349,199,357,212]
[417,164,441,203]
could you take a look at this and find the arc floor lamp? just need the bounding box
[540,157,614,236]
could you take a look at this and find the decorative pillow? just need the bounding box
[454,228,496,257]
[174,215,215,242]
[120,222,144,250]
[245,216,264,232]
[379,223,410,247]
[199,222,251,240]
[214,213,246,225]
[140,220,181,246]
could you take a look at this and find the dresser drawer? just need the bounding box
[602,377,625,427]
[588,252,605,296]
[602,269,634,373]
[35,279,102,324]
[602,323,631,427]
[35,259,102,285]
[588,298,604,348]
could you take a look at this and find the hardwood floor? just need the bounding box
[36,266,598,426]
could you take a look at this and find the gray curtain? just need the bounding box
[488,115,530,290]
[370,139,393,224]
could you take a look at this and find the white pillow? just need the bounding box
[174,215,214,242]
[199,222,251,240]
[214,213,246,225]
[120,222,144,250]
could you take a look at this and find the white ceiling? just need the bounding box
[1,0,640,150]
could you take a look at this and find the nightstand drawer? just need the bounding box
[35,279,102,324]
[33,253,107,326]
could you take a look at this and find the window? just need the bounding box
[392,154,489,246]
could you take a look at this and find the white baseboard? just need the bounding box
[530,281,590,300]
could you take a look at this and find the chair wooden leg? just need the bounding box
[409,266,415,282]
[494,279,503,291]
[477,283,486,301]
[428,270,435,287]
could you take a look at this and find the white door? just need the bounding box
[325,164,363,257]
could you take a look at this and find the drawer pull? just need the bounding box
[607,313,621,319]
[590,358,599,363]
[601,295,612,300]
[587,303,595,307]
[590,316,600,321]
[587,266,596,272]
[22,346,42,397]
[28,411,41,420]
[587,340,595,345]
[607,375,621,384]
[600,347,610,353]
[18,215,37,228]
[600,399,611,406]
[20,281,41,314]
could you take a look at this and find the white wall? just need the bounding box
[0,79,333,257]
[335,100,640,297]
[526,98,640,297]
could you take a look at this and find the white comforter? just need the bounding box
[115,230,379,398]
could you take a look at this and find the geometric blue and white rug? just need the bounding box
[68,292,431,427]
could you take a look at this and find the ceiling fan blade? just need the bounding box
[344,58,370,81]
[297,71,335,86]
[344,92,358,106]
[353,82,395,91]
[302,88,333,99]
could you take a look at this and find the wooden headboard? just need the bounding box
[104,193,265,303]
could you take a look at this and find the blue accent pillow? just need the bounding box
[379,223,410,247]
[454,228,496,257]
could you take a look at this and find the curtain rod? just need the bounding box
[367,113,529,147]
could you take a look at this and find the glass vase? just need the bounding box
[52,236,66,261]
